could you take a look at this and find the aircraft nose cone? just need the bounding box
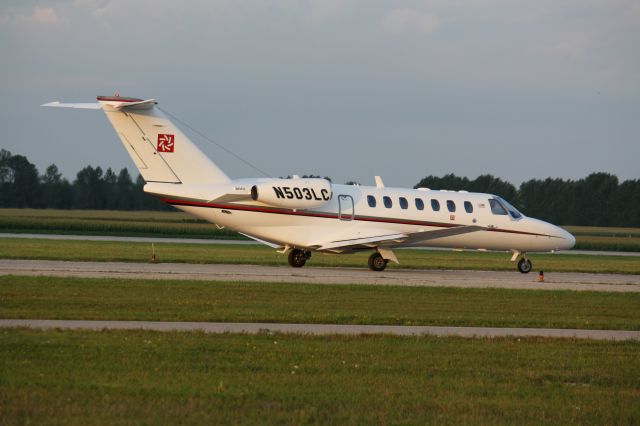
[557,227,576,250]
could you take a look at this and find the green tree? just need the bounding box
[40,164,72,208]
[580,173,619,226]
[115,168,134,210]
[132,174,172,211]
[0,150,41,207]
[613,179,640,227]
[415,174,518,206]
[73,166,105,209]
[102,167,118,209]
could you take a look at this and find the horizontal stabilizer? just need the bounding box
[42,99,157,111]
[41,101,101,109]
[106,99,157,111]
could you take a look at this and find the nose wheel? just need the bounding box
[288,249,311,268]
[517,258,532,274]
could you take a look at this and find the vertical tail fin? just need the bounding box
[97,95,229,185]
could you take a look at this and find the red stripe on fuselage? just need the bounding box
[161,198,558,238]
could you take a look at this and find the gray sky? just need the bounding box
[1,0,639,187]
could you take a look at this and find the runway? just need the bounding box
[1,319,637,340]
[1,259,639,292]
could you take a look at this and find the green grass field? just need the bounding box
[0,208,241,239]
[1,208,639,251]
[2,209,638,424]
[1,329,639,425]
[565,226,640,251]
[566,225,640,238]
[1,237,639,274]
[2,276,639,330]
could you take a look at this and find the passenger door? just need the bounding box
[338,195,354,221]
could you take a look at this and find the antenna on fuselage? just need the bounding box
[374,176,385,188]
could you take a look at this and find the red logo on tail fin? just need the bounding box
[157,134,174,153]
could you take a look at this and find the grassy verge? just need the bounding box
[573,236,640,252]
[1,237,639,274]
[0,208,241,239]
[566,226,640,238]
[2,276,639,330]
[565,226,640,252]
[1,329,639,425]
[1,209,639,250]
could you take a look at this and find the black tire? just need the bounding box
[368,252,388,272]
[517,258,532,274]
[288,249,307,268]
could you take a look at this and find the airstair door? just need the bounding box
[338,195,354,221]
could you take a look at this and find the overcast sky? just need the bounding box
[1,0,639,187]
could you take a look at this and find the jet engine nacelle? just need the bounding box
[251,178,332,209]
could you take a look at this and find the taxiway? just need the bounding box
[1,259,638,292]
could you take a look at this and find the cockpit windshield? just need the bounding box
[489,199,508,215]
[497,197,523,219]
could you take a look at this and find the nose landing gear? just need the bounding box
[517,257,533,274]
[511,250,533,273]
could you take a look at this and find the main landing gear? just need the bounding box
[288,249,311,268]
[286,249,391,271]
[368,252,388,272]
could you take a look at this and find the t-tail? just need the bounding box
[43,95,230,185]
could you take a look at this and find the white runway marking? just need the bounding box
[1,259,639,292]
[1,319,638,341]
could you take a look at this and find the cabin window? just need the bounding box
[489,199,508,215]
[367,195,376,208]
[415,198,424,210]
[399,197,408,209]
[447,200,456,212]
[431,199,440,211]
[464,201,473,213]
[383,196,392,208]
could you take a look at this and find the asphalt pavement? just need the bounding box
[2,319,638,340]
[1,259,639,292]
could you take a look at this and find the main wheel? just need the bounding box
[517,258,532,274]
[368,252,388,272]
[288,249,307,268]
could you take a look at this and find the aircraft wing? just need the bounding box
[314,232,409,252]
[239,232,283,249]
[315,225,484,253]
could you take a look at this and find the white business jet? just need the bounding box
[43,95,575,273]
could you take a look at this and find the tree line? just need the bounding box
[1,149,638,226]
[415,173,640,227]
[0,150,169,211]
